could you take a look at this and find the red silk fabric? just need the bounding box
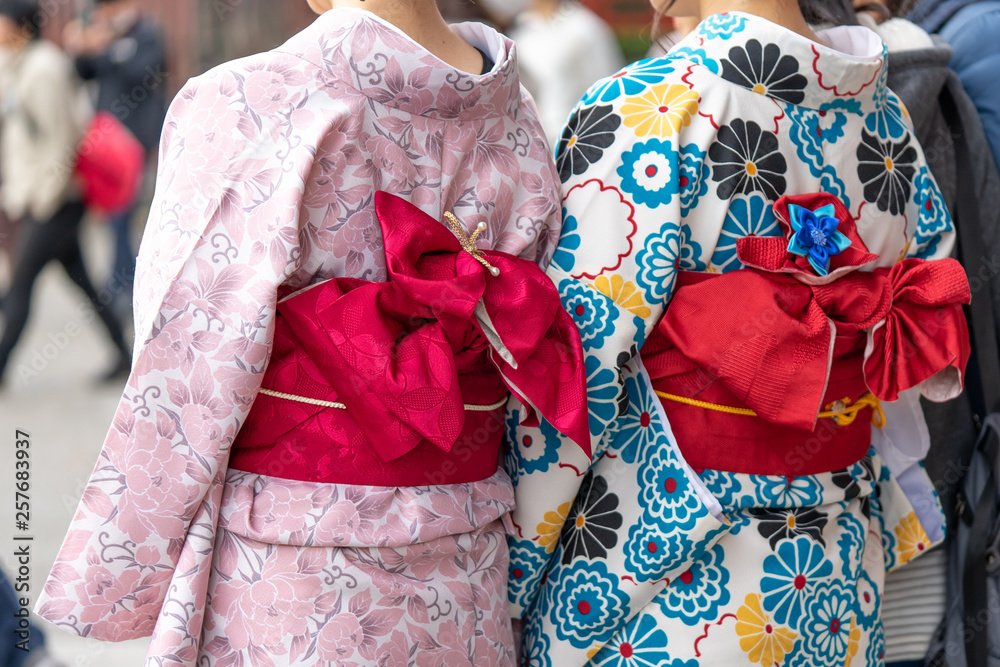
[231,192,590,485]
[642,193,971,476]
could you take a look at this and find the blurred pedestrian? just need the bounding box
[505,0,625,145]
[64,0,167,319]
[910,0,1000,175]
[0,0,131,385]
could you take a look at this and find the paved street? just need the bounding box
[0,221,150,665]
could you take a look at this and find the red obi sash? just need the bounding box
[641,193,970,476]
[231,192,590,486]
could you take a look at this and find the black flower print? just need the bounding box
[556,104,621,182]
[561,472,624,564]
[709,120,787,200]
[747,507,829,549]
[615,345,639,419]
[831,468,862,501]
[857,130,917,215]
[721,39,807,104]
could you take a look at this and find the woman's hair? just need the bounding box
[856,0,919,19]
[798,0,858,24]
[0,0,41,39]
[653,0,860,38]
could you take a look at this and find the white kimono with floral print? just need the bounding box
[507,13,959,667]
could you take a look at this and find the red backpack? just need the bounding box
[74,111,145,213]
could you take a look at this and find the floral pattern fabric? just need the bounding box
[35,9,563,666]
[507,11,955,667]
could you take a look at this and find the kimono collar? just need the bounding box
[676,11,888,114]
[281,7,523,120]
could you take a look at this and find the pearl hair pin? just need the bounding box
[444,211,501,277]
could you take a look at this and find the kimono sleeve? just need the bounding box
[899,90,957,262]
[34,70,303,639]
[507,91,694,617]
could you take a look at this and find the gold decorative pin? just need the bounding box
[444,211,500,277]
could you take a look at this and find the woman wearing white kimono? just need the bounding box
[33,1,594,664]
[507,0,971,665]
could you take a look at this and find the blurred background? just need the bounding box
[38,0,663,96]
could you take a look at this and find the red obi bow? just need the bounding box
[656,193,970,430]
[272,192,591,461]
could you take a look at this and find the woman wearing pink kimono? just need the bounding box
[33,1,591,664]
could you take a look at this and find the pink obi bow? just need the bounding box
[656,193,971,430]
[268,192,591,461]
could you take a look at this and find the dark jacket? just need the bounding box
[886,38,1000,529]
[911,0,1000,176]
[75,17,167,152]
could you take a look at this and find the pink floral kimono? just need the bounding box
[34,9,568,666]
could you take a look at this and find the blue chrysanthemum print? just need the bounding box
[639,446,705,530]
[710,193,781,272]
[585,353,623,438]
[583,58,677,105]
[657,543,731,625]
[670,46,721,74]
[590,614,672,667]
[819,98,864,116]
[699,468,744,506]
[617,138,680,209]
[760,537,834,628]
[551,210,580,272]
[751,475,823,508]
[635,222,682,304]
[508,538,547,611]
[856,570,880,629]
[523,613,552,667]
[678,143,711,216]
[785,103,849,178]
[551,559,630,649]
[912,166,953,259]
[678,225,706,271]
[820,165,852,211]
[699,11,748,39]
[632,313,647,347]
[505,409,563,478]
[867,90,909,141]
[866,622,885,666]
[835,508,866,580]
[623,511,693,582]
[610,373,659,464]
[559,279,618,350]
[795,580,857,667]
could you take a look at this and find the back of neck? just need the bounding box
[330,0,486,74]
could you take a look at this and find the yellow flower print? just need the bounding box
[844,617,861,667]
[592,274,652,319]
[621,84,700,138]
[735,593,797,667]
[537,502,571,553]
[895,512,932,564]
